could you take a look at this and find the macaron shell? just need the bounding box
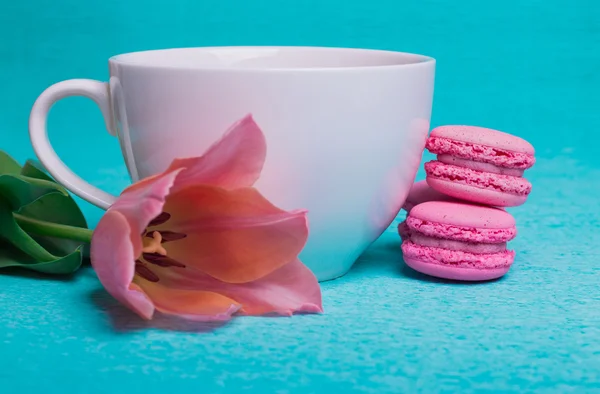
[403,256,511,281]
[398,221,410,240]
[427,177,528,207]
[430,125,535,155]
[402,180,458,211]
[408,200,516,229]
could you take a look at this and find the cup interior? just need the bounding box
[110,46,433,70]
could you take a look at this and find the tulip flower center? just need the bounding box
[134,212,187,283]
[142,231,167,256]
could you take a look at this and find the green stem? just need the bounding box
[13,213,93,243]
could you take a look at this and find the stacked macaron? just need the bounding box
[399,126,535,281]
[424,126,535,207]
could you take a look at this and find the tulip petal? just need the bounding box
[133,278,241,321]
[161,186,308,283]
[91,170,183,321]
[112,169,183,241]
[90,211,155,320]
[234,258,323,316]
[147,258,322,316]
[165,115,266,192]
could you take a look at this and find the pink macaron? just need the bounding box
[398,180,459,239]
[424,126,535,207]
[400,201,517,281]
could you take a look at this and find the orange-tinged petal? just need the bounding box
[133,278,241,321]
[161,186,308,283]
[150,258,323,317]
[166,114,266,193]
[165,185,295,219]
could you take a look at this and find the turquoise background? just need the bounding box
[1,0,599,392]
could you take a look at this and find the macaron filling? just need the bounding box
[402,241,515,269]
[437,154,524,177]
[406,216,517,243]
[409,232,507,254]
[425,161,532,196]
[426,137,535,169]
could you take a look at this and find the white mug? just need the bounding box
[29,46,435,281]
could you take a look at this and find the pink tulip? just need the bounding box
[90,115,322,321]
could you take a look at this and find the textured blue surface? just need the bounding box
[1,0,600,392]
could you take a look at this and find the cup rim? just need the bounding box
[109,46,435,72]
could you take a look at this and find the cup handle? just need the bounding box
[29,79,118,210]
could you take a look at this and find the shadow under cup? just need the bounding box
[32,46,436,281]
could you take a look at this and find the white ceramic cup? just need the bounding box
[29,46,435,281]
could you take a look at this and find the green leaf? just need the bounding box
[0,199,56,262]
[20,160,87,228]
[0,240,82,274]
[21,159,54,182]
[0,151,22,175]
[19,197,87,257]
[19,159,89,257]
[0,152,90,275]
[0,174,67,211]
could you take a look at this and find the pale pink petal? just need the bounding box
[166,114,266,192]
[91,170,182,321]
[111,169,183,245]
[151,258,323,317]
[90,211,155,320]
[228,258,323,316]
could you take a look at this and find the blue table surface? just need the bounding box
[2,0,600,392]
